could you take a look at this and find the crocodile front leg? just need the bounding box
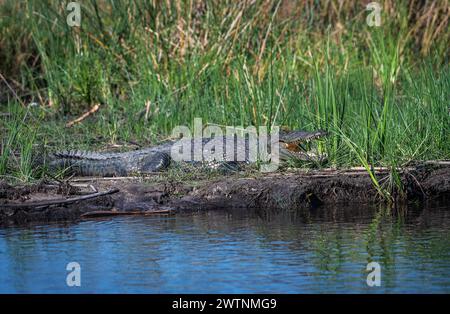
[135,151,171,174]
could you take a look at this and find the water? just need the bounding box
[0,205,449,293]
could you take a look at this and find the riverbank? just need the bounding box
[1,163,448,226]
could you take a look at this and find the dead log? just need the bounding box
[80,209,174,218]
[0,188,120,210]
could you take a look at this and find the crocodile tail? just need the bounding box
[48,155,128,177]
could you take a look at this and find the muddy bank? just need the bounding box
[1,164,449,226]
[172,164,450,210]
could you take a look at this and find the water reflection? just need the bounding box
[0,204,449,293]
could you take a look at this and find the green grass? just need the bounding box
[0,0,449,190]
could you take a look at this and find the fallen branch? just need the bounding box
[81,209,174,218]
[70,174,164,182]
[0,188,120,210]
[66,103,100,127]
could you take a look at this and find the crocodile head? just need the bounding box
[278,129,328,161]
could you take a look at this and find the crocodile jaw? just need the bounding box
[279,130,328,162]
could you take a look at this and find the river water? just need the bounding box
[0,205,449,293]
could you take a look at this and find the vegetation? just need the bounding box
[0,0,449,184]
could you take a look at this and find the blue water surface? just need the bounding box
[0,205,449,293]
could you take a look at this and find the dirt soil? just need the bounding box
[1,164,449,226]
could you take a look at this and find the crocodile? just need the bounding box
[47,129,327,177]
